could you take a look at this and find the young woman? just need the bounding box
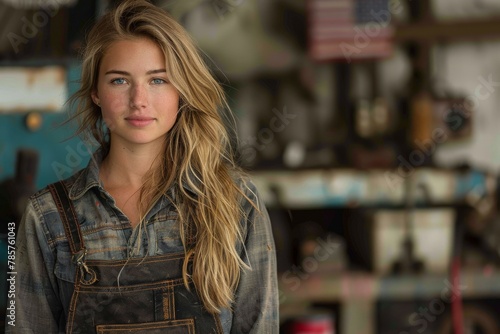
[8,0,278,333]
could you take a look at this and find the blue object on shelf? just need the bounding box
[0,63,92,191]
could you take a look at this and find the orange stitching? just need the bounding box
[49,184,76,254]
[95,318,195,331]
[66,290,79,333]
[189,318,195,334]
[61,182,85,252]
[77,278,186,292]
[84,253,185,266]
[86,247,127,255]
[169,282,175,319]
[213,312,223,334]
[163,295,171,320]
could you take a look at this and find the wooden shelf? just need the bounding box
[395,17,500,43]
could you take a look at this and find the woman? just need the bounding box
[8,0,278,333]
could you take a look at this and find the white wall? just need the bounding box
[433,42,500,171]
[433,0,500,20]
[379,0,500,171]
[433,0,500,171]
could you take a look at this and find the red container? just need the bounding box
[290,314,335,334]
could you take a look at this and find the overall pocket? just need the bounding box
[96,318,195,333]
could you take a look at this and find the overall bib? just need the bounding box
[49,181,223,334]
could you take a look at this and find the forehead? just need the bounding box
[99,37,166,71]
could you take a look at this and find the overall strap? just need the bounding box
[48,181,85,256]
[48,181,97,285]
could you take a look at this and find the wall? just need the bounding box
[377,0,500,172]
[0,63,90,189]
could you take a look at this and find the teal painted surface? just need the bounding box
[0,63,91,190]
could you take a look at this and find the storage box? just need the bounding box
[373,209,455,274]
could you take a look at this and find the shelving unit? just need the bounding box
[2,0,500,333]
[253,167,498,332]
[252,168,493,209]
[278,270,500,334]
[250,0,500,331]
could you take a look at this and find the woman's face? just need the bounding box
[92,37,180,150]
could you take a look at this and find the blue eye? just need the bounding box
[152,78,166,85]
[111,78,126,85]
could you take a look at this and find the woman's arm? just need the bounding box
[231,183,279,334]
[5,199,63,333]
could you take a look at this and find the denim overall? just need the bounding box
[48,181,223,333]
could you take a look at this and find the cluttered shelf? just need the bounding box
[251,168,494,209]
[264,167,500,333]
[279,269,500,334]
[278,269,500,304]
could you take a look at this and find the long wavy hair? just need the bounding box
[69,0,255,314]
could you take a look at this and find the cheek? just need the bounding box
[157,93,180,121]
[101,111,114,130]
[102,91,127,109]
[100,92,127,128]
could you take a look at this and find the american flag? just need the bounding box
[308,0,394,62]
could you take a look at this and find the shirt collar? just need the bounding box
[68,148,199,200]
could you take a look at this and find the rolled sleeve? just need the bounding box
[231,183,279,334]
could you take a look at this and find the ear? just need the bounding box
[91,90,100,107]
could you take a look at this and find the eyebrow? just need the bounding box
[104,69,167,75]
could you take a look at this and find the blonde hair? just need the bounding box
[69,0,254,313]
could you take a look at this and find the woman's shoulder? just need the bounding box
[22,168,92,249]
[27,168,87,216]
[228,171,269,221]
[230,170,260,201]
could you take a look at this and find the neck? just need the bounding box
[99,139,164,190]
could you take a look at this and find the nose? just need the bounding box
[130,84,148,109]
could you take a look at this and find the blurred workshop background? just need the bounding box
[2,0,500,333]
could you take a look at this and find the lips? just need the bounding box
[125,116,155,127]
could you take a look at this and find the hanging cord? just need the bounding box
[451,206,465,334]
[116,218,150,290]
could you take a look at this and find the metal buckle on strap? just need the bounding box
[72,248,87,266]
[72,248,98,286]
